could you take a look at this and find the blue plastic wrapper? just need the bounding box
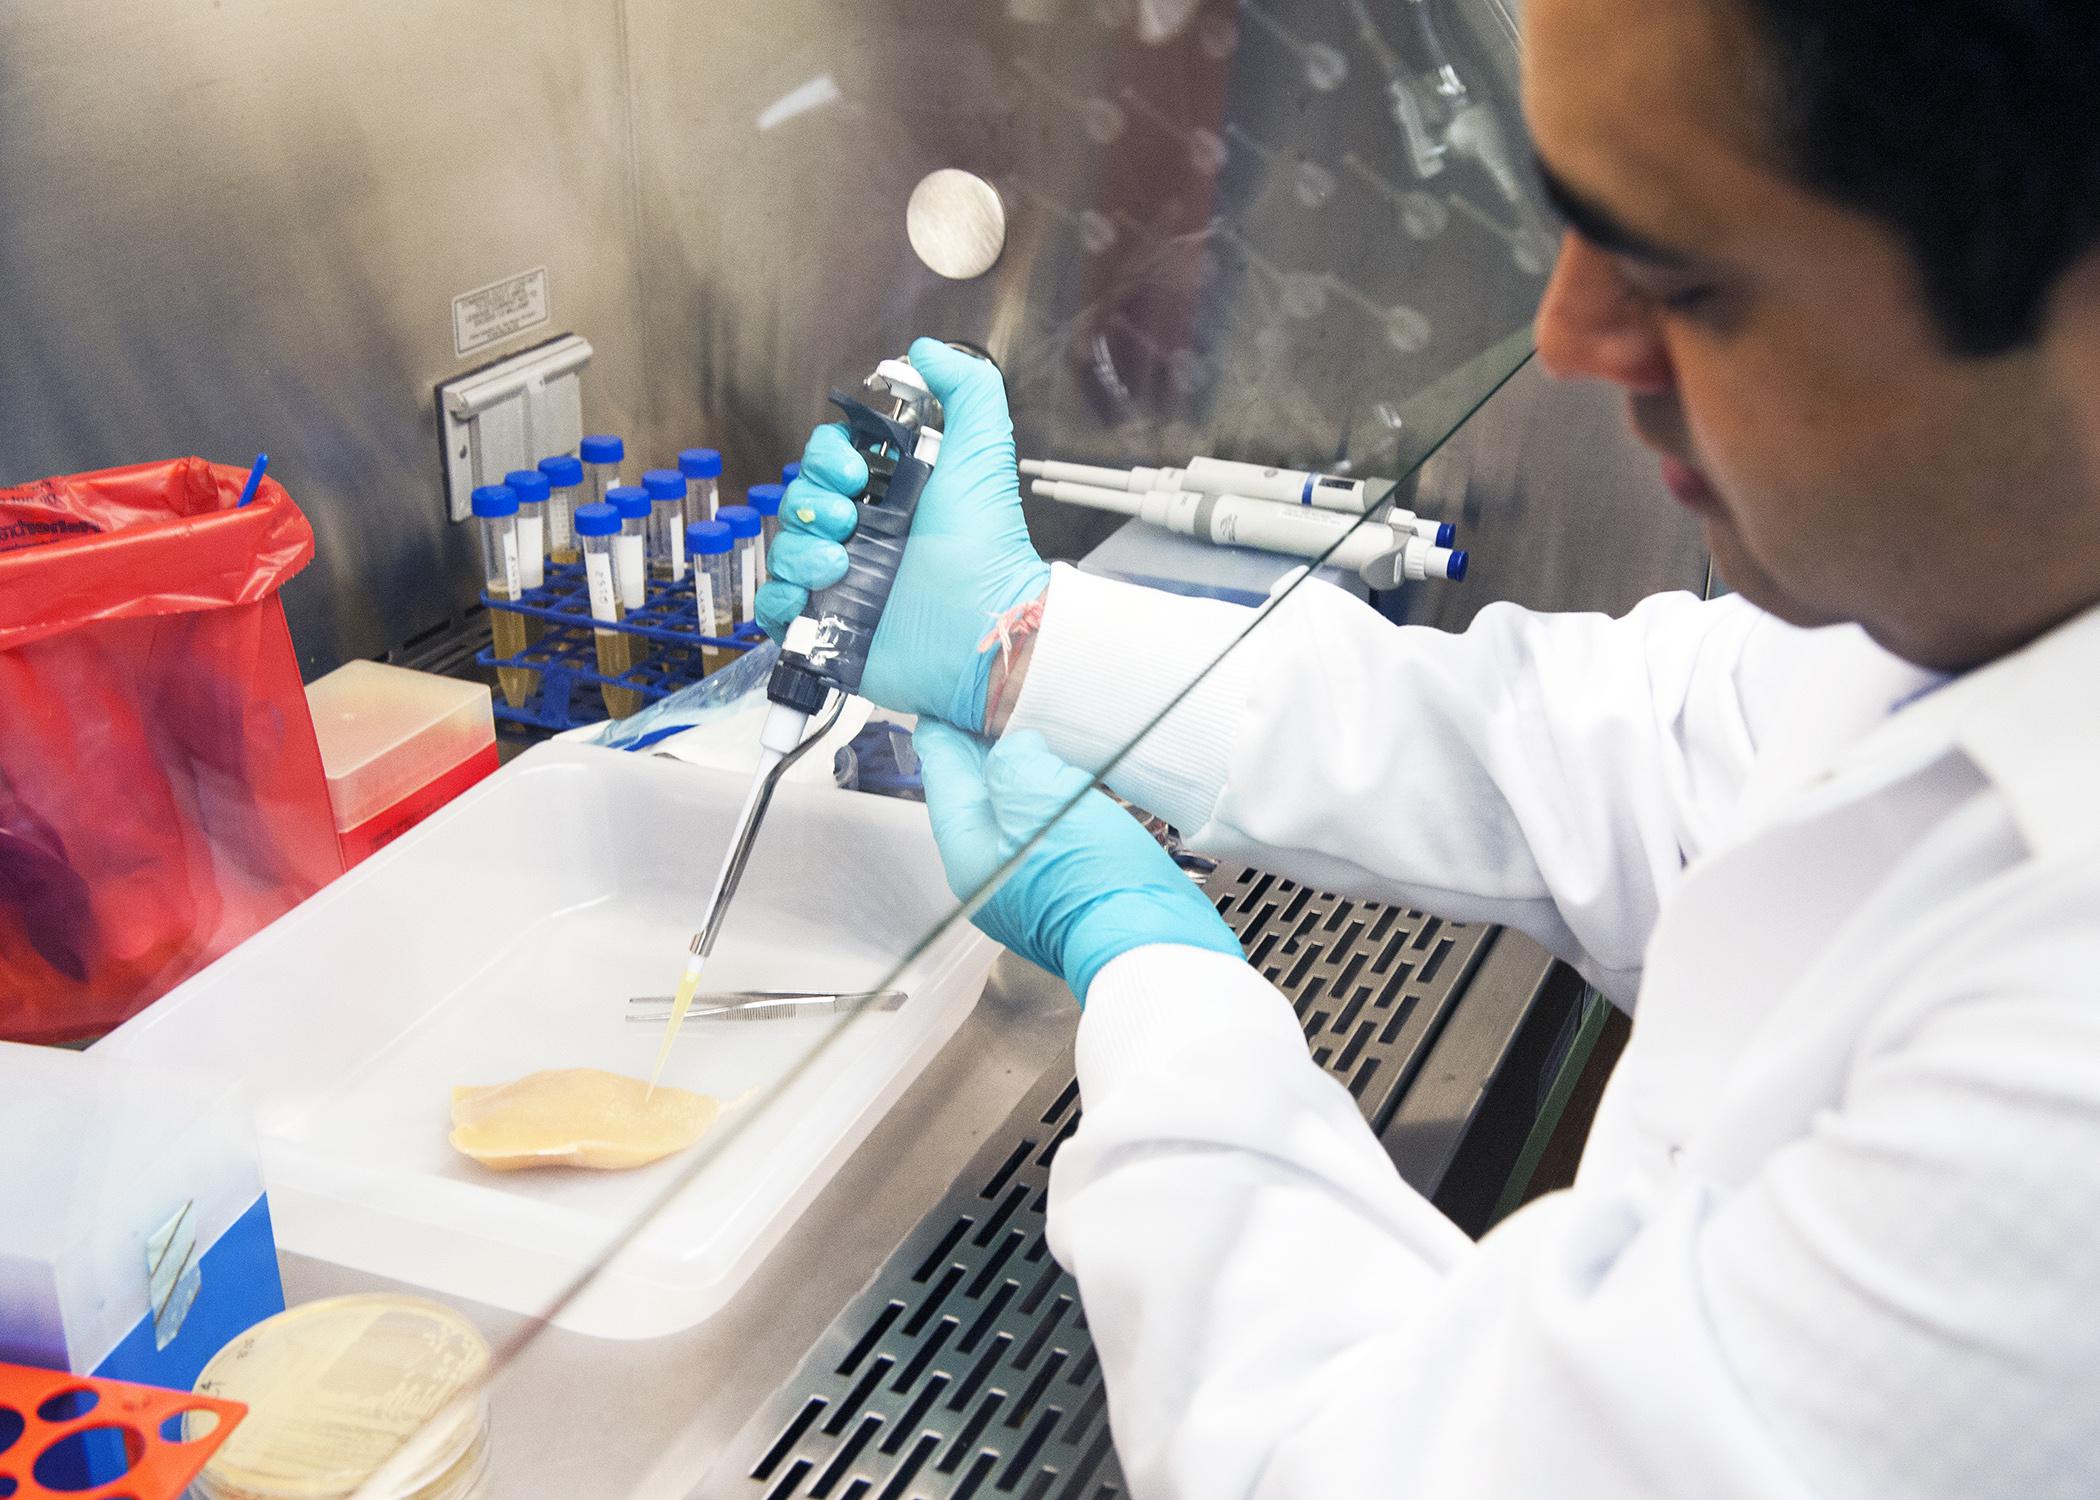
[585,638,781,753]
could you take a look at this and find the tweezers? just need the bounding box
[624,989,908,1024]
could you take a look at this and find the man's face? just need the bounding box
[1523,0,2094,668]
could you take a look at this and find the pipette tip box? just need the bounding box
[306,661,498,867]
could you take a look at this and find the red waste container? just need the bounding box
[0,457,344,1041]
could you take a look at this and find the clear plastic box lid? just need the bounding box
[304,663,495,827]
[305,662,494,832]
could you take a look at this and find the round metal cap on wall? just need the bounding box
[906,169,1006,279]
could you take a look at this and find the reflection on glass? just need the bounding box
[287,1,1558,1490]
[1012,175,1122,258]
[1343,149,1453,239]
[1013,57,1127,145]
[1449,189,1559,274]
[1226,121,1339,209]
[1239,0,1350,92]
[370,369,1532,1496]
[1119,87,1230,176]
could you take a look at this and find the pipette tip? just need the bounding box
[646,953,708,1096]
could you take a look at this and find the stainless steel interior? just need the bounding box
[0,0,1702,677]
[6,7,1708,1492]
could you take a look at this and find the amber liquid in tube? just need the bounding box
[490,610,535,710]
[479,513,538,711]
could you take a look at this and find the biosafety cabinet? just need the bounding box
[1,1,1700,1496]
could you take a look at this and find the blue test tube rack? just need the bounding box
[476,561,765,733]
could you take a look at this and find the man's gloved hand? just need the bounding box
[757,338,1051,731]
[913,722,1244,1003]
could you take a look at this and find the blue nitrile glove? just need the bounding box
[913,722,1244,1003]
[757,337,1051,731]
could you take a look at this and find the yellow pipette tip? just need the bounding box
[646,961,706,1095]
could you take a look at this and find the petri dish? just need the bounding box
[190,1294,491,1500]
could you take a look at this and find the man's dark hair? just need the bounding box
[1737,0,2100,356]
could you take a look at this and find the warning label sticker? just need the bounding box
[452,267,550,358]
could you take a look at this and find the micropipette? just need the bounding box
[1028,476,1468,584]
[1019,455,1453,543]
[649,356,945,1085]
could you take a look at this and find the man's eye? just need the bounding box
[1658,283,1719,313]
[1611,257,1722,317]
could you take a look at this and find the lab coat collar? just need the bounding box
[1843,600,2100,859]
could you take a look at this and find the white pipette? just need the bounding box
[1020,454,1454,541]
[1030,477,1468,583]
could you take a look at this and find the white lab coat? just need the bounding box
[1004,563,2100,1500]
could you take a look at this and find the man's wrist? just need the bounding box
[981,590,1048,735]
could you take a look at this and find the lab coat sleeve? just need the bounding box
[1008,564,1779,1002]
[1058,896,2100,1500]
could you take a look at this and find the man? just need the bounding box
[759,0,2100,1492]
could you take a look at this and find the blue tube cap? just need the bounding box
[580,434,625,464]
[748,482,784,517]
[607,485,651,520]
[679,447,723,480]
[1446,549,1470,582]
[503,469,551,504]
[470,484,517,518]
[574,502,620,538]
[1436,522,1455,548]
[538,454,584,487]
[643,468,687,502]
[780,461,802,485]
[718,503,761,539]
[686,519,734,555]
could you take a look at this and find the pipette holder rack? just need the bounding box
[478,563,764,733]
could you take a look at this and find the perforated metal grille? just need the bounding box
[713,868,1495,1500]
[729,1068,1103,1500]
[1219,868,1491,1140]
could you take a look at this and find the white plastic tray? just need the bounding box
[98,740,995,1340]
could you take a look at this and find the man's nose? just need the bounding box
[1534,232,1674,394]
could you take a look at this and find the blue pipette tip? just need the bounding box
[1436,522,1455,548]
[236,453,269,508]
[1447,549,1470,582]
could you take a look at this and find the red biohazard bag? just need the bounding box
[0,458,344,1041]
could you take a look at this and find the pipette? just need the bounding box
[1018,454,1454,541]
[1028,476,1468,585]
[649,356,945,1086]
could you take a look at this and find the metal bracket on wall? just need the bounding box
[436,332,592,522]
